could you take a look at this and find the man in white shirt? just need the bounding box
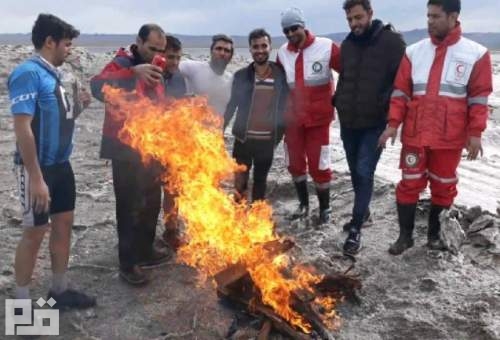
[179,34,234,116]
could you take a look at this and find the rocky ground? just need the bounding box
[0,45,499,340]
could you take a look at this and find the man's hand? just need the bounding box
[78,88,91,110]
[30,175,50,214]
[132,64,164,86]
[378,126,397,148]
[466,136,483,160]
[72,82,92,118]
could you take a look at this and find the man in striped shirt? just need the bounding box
[224,29,288,202]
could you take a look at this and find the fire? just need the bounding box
[103,85,338,333]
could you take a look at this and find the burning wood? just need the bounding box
[102,85,362,337]
[214,242,360,339]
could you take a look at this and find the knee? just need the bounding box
[22,227,48,245]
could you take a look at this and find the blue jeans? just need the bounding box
[341,124,385,229]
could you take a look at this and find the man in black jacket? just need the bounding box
[224,28,288,202]
[334,0,406,255]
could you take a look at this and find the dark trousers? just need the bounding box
[112,159,162,269]
[232,139,274,201]
[341,124,385,228]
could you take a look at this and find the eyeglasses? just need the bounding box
[283,25,301,35]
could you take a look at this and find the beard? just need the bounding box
[210,58,229,74]
[253,54,269,65]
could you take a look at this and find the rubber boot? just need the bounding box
[388,203,417,255]
[290,180,309,220]
[317,187,331,224]
[427,204,447,250]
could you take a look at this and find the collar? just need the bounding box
[346,19,384,43]
[33,54,62,79]
[430,22,462,47]
[287,30,316,52]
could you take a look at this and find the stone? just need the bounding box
[468,215,496,234]
[440,209,466,255]
[469,227,500,248]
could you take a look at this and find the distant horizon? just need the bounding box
[2,28,500,50]
[1,0,499,36]
[1,27,500,36]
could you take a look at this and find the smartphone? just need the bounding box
[152,54,167,71]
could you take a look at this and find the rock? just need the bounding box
[469,227,500,248]
[440,209,466,255]
[465,206,483,222]
[468,215,496,234]
[419,278,439,292]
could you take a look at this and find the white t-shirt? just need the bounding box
[179,60,233,116]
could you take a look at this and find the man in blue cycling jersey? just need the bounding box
[8,13,95,309]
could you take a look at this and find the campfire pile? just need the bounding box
[103,86,361,338]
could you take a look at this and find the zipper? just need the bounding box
[244,72,256,143]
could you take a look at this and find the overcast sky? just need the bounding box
[2,0,499,35]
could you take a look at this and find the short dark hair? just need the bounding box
[248,28,272,46]
[427,0,461,14]
[138,24,165,42]
[31,13,79,50]
[210,34,234,55]
[166,34,182,51]
[343,0,372,12]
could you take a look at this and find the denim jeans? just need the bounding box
[340,124,385,229]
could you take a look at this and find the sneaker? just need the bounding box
[342,211,373,232]
[119,265,149,286]
[138,249,171,269]
[47,288,96,310]
[343,230,362,256]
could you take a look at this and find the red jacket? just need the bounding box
[277,31,341,127]
[90,47,166,160]
[389,24,492,149]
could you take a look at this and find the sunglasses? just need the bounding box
[283,25,301,35]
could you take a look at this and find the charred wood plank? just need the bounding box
[314,274,362,302]
[214,262,248,288]
[257,320,272,340]
[218,285,310,340]
[291,291,335,340]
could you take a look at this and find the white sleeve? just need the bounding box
[179,60,196,79]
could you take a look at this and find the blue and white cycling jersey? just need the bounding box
[8,56,74,166]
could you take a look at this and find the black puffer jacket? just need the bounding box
[334,19,406,129]
[224,62,288,144]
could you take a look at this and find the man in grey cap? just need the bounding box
[277,7,341,225]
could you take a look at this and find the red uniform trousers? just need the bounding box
[396,146,462,207]
[284,123,332,186]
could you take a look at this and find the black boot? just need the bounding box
[317,187,331,224]
[290,180,309,220]
[427,204,447,250]
[234,171,249,203]
[388,203,417,255]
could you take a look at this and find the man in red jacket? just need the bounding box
[277,7,341,224]
[91,24,169,285]
[378,0,493,255]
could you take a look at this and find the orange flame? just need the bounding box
[103,85,338,333]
